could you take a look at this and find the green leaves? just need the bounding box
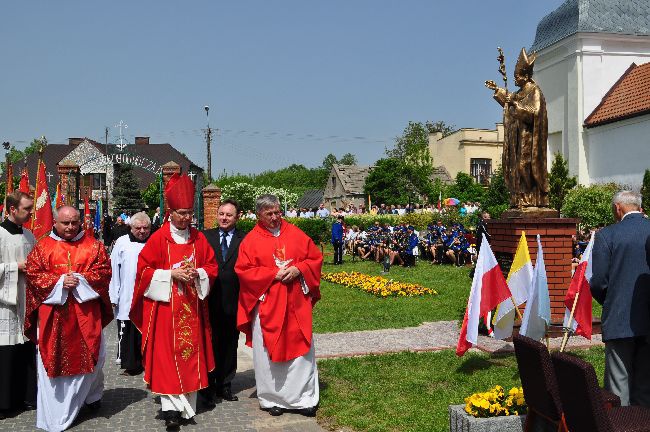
[561,183,618,228]
[549,153,577,212]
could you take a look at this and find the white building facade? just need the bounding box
[531,0,650,187]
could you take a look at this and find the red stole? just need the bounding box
[131,223,217,395]
[24,234,113,377]
[236,220,322,362]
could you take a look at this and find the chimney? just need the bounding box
[135,136,150,145]
[68,138,83,146]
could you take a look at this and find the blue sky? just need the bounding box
[1,1,566,176]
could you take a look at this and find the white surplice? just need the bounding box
[36,251,106,432]
[0,226,35,346]
[109,235,146,321]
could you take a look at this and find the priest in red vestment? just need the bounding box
[130,173,218,429]
[236,194,322,417]
[24,205,112,432]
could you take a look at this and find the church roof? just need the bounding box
[584,62,650,127]
[530,0,650,53]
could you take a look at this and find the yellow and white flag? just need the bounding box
[492,232,533,339]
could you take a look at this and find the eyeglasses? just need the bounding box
[173,210,194,218]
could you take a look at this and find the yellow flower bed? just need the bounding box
[464,385,527,418]
[321,271,437,297]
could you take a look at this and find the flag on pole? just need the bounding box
[456,234,512,356]
[520,235,551,341]
[94,199,102,233]
[563,234,594,339]
[437,190,442,212]
[53,183,65,210]
[3,158,14,220]
[19,167,30,193]
[493,232,533,339]
[83,195,93,237]
[29,159,53,240]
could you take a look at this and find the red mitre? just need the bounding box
[165,173,195,209]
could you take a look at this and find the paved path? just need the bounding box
[315,321,604,358]
[0,331,325,432]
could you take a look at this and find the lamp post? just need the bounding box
[204,106,212,183]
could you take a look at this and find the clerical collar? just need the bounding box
[169,222,189,243]
[128,231,148,244]
[50,227,85,242]
[0,218,23,235]
[265,226,281,237]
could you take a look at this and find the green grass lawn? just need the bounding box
[314,257,472,333]
[318,347,606,432]
[313,249,603,333]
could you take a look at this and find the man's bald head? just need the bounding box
[54,206,81,240]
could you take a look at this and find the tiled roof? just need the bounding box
[432,165,453,184]
[584,62,650,127]
[531,0,650,52]
[296,190,324,209]
[12,139,202,192]
[332,165,373,195]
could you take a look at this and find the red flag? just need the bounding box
[29,160,53,240]
[83,195,93,237]
[437,191,442,212]
[457,234,512,356]
[563,234,594,339]
[19,167,30,193]
[5,161,14,195]
[54,183,65,209]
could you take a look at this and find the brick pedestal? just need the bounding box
[202,185,222,230]
[488,218,578,323]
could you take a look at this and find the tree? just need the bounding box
[641,169,650,212]
[113,164,144,214]
[141,180,161,214]
[321,153,338,171]
[386,121,433,169]
[338,153,357,165]
[481,168,509,218]
[425,120,455,137]
[549,153,577,212]
[445,172,485,203]
[364,158,432,205]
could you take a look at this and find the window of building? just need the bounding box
[331,176,336,188]
[470,158,492,185]
[93,173,107,189]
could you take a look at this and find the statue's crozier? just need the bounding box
[487,48,550,211]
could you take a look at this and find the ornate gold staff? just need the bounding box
[497,47,508,92]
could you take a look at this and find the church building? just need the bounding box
[531,0,650,187]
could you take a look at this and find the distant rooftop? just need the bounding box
[530,0,650,53]
[584,62,650,127]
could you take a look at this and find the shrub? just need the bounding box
[561,183,618,229]
[235,217,330,244]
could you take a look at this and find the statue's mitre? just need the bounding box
[514,47,536,76]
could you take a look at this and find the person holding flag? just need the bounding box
[590,190,650,407]
[456,233,513,356]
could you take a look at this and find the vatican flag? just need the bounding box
[492,232,533,340]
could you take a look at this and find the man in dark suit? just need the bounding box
[201,199,245,405]
[591,190,650,407]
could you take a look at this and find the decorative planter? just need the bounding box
[449,405,525,432]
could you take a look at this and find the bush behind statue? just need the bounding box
[561,183,619,229]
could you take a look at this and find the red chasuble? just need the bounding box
[130,222,218,395]
[24,234,113,378]
[236,219,323,363]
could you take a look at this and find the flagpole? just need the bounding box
[510,296,523,321]
[560,290,581,352]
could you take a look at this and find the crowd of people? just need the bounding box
[0,178,322,431]
[332,218,480,269]
[284,201,482,218]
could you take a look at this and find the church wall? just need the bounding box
[585,115,650,189]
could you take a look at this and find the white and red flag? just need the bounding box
[563,233,594,339]
[456,234,512,356]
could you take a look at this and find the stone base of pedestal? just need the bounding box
[449,405,525,432]
[487,217,579,323]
